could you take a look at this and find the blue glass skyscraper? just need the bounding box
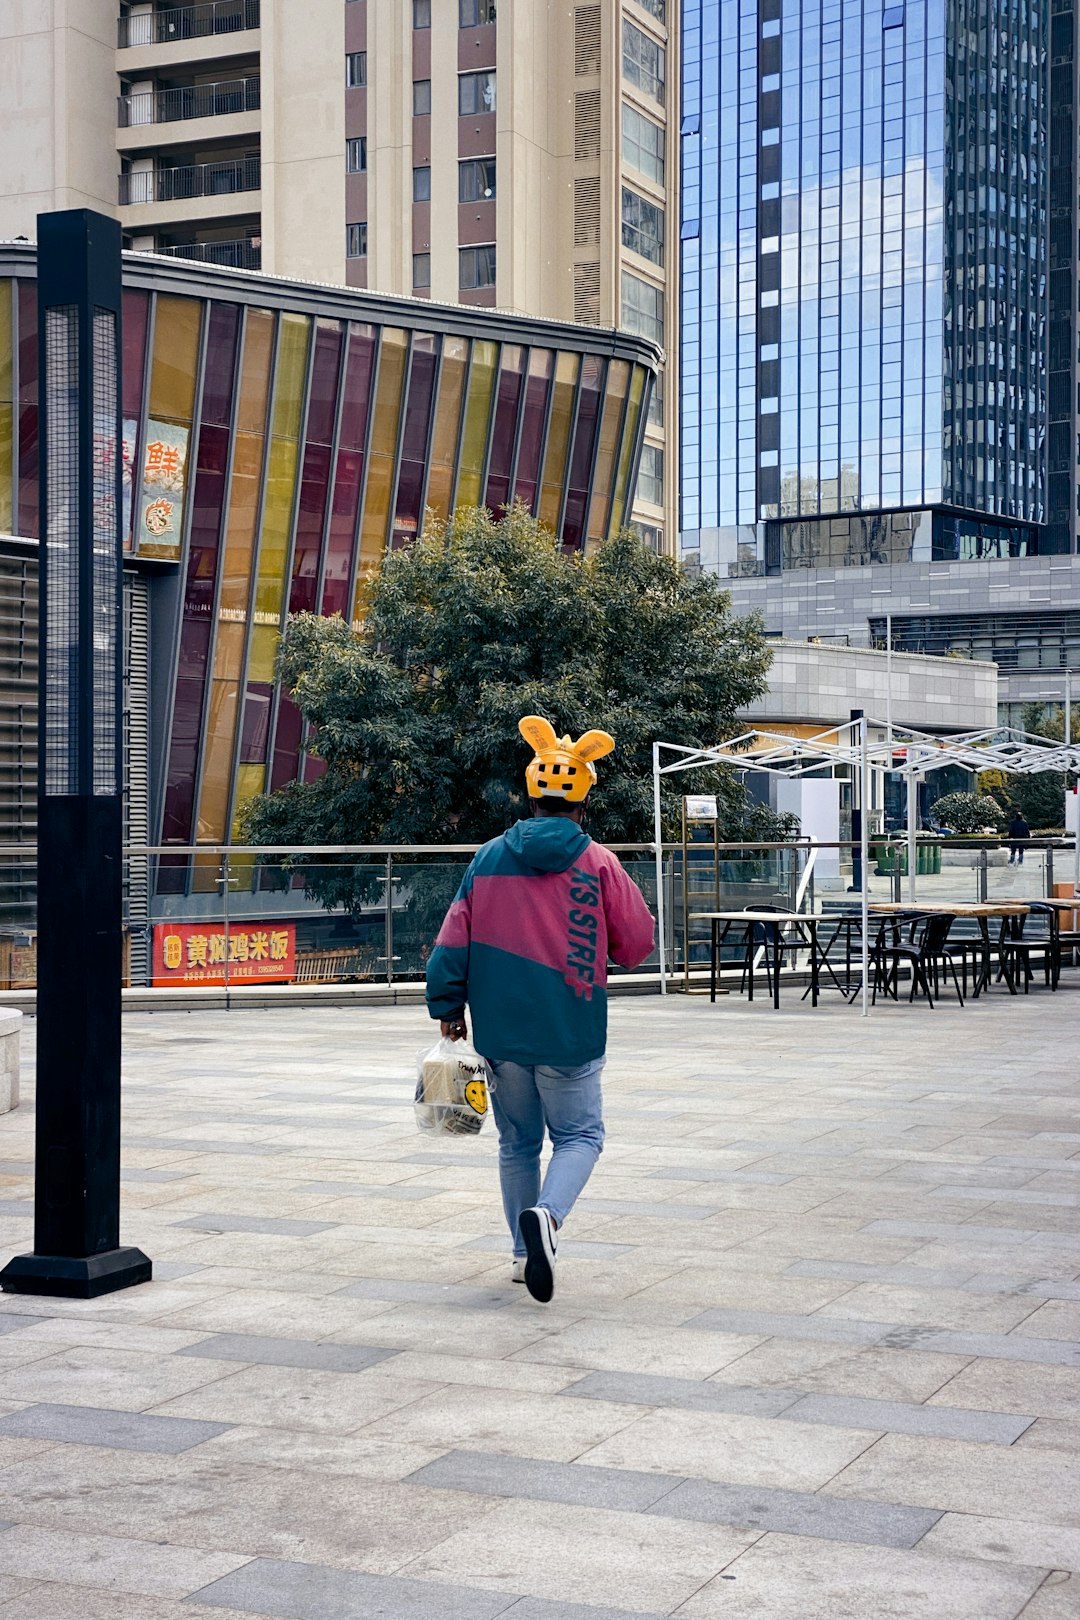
[680,0,1049,579]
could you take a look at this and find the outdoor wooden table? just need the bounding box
[869,902,1030,996]
[695,910,839,1010]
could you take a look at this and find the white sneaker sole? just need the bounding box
[518,1207,556,1303]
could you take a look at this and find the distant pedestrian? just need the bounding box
[1008,809,1030,865]
[425,716,655,1303]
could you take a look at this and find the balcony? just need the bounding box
[156,239,261,268]
[118,76,261,128]
[118,1,260,49]
[119,155,261,206]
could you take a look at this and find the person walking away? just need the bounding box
[1008,809,1030,866]
[425,716,655,1303]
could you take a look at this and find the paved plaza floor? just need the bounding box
[0,987,1078,1618]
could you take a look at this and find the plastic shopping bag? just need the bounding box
[414,1036,490,1136]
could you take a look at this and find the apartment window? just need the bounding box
[346,137,367,173]
[633,0,666,18]
[460,243,496,288]
[621,185,664,265]
[413,79,431,115]
[413,0,431,25]
[460,0,496,22]
[647,368,663,428]
[413,252,431,288]
[622,20,665,105]
[346,222,368,258]
[637,443,663,506]
[413,166,431,201]
[346,51,367,87]
[622,104,665,185]
[621,271,663,343]
[459,156,496,201]
[459,70,496,114]
[631,520,664,552]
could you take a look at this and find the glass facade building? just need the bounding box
[0,245,657,851]
[680,0,1050,578]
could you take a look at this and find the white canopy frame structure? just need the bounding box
[651,721,1080,1017]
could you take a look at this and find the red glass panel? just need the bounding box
[16,282,37,537]
[392,335,437,546]
[240,680,274,764]
[561,356,604,550]
[201,303,240,427]
[512,349,552,513]
[321,445,362,617]
[339,323,376,450]
[161,422,229,843]
[289,441,332,613]
[484,344,524,513]
[121,290,150,420]
[307,320,344,446]
[270,694,304,790]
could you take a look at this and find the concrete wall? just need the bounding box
[744,640,998,733]
[261,0,346,283]
[0,0,117,238]
[729,554,1080,716]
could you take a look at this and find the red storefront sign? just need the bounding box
[152,922,297,987]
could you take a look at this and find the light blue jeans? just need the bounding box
[487,1057,606,1255]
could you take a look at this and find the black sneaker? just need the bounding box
[518,1206,557,1303]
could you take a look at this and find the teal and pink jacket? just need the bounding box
[425,816,656,1066]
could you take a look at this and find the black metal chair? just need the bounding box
[999,903,1059,994]
[740,904,797,997]
[873,912,965,1008]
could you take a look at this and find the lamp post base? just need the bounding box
[0,1247,152,1299]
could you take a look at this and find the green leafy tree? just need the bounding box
[927,791,1006,834]
[243,509,785,889]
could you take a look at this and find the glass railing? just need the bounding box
[119,156,261,205]
[0,838,1074,995]
[118,77,261,128]
[118,1,260,49]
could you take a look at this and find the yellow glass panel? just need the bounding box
[455,339,496,509]
[0,405,12,533]
[231,764,266,841]
[236,309,275,434]
[271,313,310,440]
[425,336,468,522]
[353,329,407,605]
[610,366,647,535]
[0,282,11,403]
[194,304,276,843]
[538,351,580,529]
[149,294,202,423]
[586,360,630,545]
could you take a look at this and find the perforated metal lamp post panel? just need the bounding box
[0,211,151,1299]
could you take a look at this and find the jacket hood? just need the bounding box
[504,816,591,873]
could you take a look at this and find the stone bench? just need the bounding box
[0,1009,20,1114]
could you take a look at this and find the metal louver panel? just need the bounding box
[575,89,601,159]
[575,5,601,75]
[574,177,602,245]
[124,571,151,984]
[0,545,38,929]
[574,262,601,324]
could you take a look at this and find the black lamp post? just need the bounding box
[0,210,151,1299]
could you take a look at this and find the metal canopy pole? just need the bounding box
[906,768,918,903]
[652,743,667,995]
[860,716,871,1018]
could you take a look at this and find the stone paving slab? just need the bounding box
[1,993,1079,1617]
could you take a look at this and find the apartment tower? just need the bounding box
[0,0,676,550]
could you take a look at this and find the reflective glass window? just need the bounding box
[16,282,36,537]
[513,348,553,513]
[623,19,665,104]
[459,157,496,201]
[346,223,368,258]
[413,79,431,115]
[459,71,495,114]
[562,356,604,550]
[413,253,431,289]
[611,366,646,533]
[346,51,366,87]
[356,327,407,592]
[587,359,630,543]
[621,186,665,264]
[621,271,664,343]
[460,0,495,22]
[460,244,496,289]
[484,344,525,513]
[347,137,367,173]
[622,104,665,185]
[413,165,431,201]
[414,0,431,26]
[539,351,579,529]
[393,333,437,546]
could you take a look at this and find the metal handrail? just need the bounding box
[155,240,261,268]
[118,0,260,48]
[119,156,261,206]
[118,76,261,128]
[0,838,1075,860]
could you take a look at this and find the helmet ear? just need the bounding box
[573,729,615,764]
[519,715,558,753]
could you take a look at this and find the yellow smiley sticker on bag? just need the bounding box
[463,1078,488,1116]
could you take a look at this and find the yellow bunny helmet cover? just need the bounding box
[518,715,616,803]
